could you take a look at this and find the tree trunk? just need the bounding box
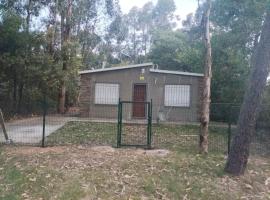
[199,0,212,154]
[58,0,72,114]
[48,0,58,55]
[225,11,270,175]
[13,74,17,112]
[26,0,32,34]
[58,10,67,114]
[58,80,66,113]
[17,83,24,113]
[132,27,136,63]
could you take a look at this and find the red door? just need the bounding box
[133,84,147,118]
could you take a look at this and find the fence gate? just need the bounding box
[117,100,152,149]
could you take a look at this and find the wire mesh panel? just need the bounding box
[152,124,199,152]
[121,123,148,146]
[0,100,45,146]
[0,93,269,157]
[44,97,118,147]
[117,100,152,148]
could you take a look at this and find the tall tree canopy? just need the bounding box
[0,0,269,125]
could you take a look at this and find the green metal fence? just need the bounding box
[0,100,269,157]
[117,99,153,149]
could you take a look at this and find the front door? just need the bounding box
[133,84,147,118]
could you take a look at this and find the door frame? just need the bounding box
[132,83,147,118]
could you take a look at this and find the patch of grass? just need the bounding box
[153,124,228,153]
[0,145,269,200]
[153,124,200,135]
[47,122,116,146]
[47,122,229,153]
[0,166,27,200]
[0,148,68,200]
[59,180,85,200]
[142,178,156,195]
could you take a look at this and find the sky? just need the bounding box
[119,0,198,23]
[32,0,198,31]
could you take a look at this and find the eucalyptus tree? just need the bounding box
[199,0,212,154]
[47,0,120,113]
[152,0,176,30]
[111,0,177,64]
[138,2,155,56]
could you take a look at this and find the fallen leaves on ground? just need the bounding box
[0,145,269,200]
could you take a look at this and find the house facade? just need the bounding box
[79,63,204,122]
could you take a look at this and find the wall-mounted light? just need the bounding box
[141,68,145,74]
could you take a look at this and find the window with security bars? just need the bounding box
[164,85,190,107]
[95,83,119,105]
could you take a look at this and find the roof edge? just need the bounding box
[149,69,204,77]
[79,62,154,75]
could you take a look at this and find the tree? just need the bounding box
[0,0,121,116]
[108,0,177,64]
[58,0,73,114]
[199,0,212,154]
[54,0,119,113]
[225,10,270,175]
[138,2,155,56]
[152,0,176,30]
[149,30,202,71]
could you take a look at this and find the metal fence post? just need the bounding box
[149,99,153,148]
[227,105,232,154]
[147,99,153,149]
[41,92,47,148]
[147,102,150,149]
[0,108,9,141]
[119,101,122,146]
[117,99,122,148]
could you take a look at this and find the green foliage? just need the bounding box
[0,0,120,116]
[150,30,203,71]
[152,0,176,30]
[211,34,249,104]
[0,0,269,121]
[106,0,177,64]
[148,0,269,123]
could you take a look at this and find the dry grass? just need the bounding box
[0,145,269,200]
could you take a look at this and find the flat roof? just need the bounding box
[149,69,204,77]
[79,63,154,75]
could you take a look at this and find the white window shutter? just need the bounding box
[95,83,119,105]
[164,85,190,107]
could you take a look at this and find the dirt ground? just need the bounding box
[1,145,269,200]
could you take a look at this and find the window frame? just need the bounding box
[164,84,191,108]
[94,83,120,105]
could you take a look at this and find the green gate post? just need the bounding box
[120,102,122,146]
[150,99,153,147]
[147,99,153,149]
[42,91,47,148]
[117,99,122,148]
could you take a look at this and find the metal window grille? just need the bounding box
[164,85,190,107]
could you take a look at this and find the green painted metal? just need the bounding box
[42,93,47,148]
[119,102,122,146]
[117,99,122,148]
[149,99,153,149]
[117,100,153,148]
